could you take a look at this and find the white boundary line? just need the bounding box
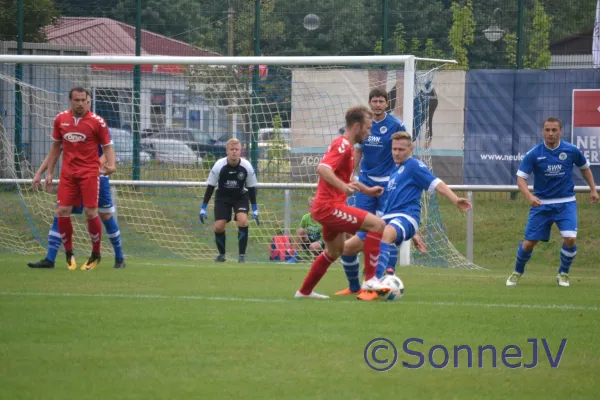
[0,291,598,311]
[137,262,600,280]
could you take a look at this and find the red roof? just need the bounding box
[45,17,221,73]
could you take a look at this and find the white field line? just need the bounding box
[136,262,600,280]
[0,291,598,312]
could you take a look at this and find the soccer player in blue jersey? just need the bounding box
[506,117,598,287]
[27,96,125,270]
[353,131,471,300]
[336,88,407,295]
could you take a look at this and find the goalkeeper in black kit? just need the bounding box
[199,138,259,263]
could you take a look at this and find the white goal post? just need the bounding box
[0,54,478,268]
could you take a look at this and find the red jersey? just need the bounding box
[313,135,354,207]
[51,110,111,178]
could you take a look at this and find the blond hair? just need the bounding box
[391,131,412,142]
[226,138,241,148]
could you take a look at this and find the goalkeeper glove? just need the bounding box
[199,203,208,224]
[251,204,260,225]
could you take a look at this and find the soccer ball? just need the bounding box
[378,275,405,301]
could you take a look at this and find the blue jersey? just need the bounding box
[355,113,406,177]
[517,141,589,202]
[380,157,440,225]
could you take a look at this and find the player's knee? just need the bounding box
[309,242,321,252]
[563,237,576,247]
[83,208,98,219]
[214,221,226,232]
[372,217,386,233]
[55,207,71,217]
[99,212,112,221]
[522,240,538,252]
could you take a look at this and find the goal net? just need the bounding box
[0,55,483,269]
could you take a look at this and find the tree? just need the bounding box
[504,32,517,68]
[0,0,59,42]
[524,0,551,69]
[447,0,475,69]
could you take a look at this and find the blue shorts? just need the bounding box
[72,176,114,215]
[524,201,577,241]
[356,215,417,246]
[353,173,389,214]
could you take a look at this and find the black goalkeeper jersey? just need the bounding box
[206,157,258,200]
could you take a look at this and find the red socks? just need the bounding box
[57,216,73,253]
[299,252,336,295]
[87,215,102,254]
[363,231,383,280]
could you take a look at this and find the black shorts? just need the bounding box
[214,195,250,222]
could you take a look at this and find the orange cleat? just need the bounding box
[357,291,379,301]
[334,288,363,296]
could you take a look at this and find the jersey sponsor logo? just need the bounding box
[379,126,388,134]
[63,132,86,142]
[225,180,239,188]
[237,172,245,180]
[366,135,381,144]
[559,152,567,160]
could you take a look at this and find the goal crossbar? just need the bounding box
[0,55,457,66]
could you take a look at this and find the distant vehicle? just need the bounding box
[143,128,232,158]
[109,128,151,164]
[141,138,203,166]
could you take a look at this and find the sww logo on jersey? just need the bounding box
[224,180,239,188]
[366,136,382,145]
[64,132,86,142]
[547,164,562,172]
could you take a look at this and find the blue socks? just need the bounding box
[102,216,124,260]
[388,245,398,273]
[45,216,61,263]
[559,244,577,274]
[514,242,532,274]
[341,254,361,293]
[376,242,396,279]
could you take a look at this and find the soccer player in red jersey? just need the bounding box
[44,87,116,271]
[295,106,391,299]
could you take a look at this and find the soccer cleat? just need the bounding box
[81,253,101,271]
[506,272,521,286]
[334,288,363,296]
[238,254,246,263]
[385,268,395,276]
[113,259,126,269]
[361,277,391,292]
[27,258,55,269]
[357,291,379,301]
[214,254,226,262]
[66,252,77,271]
[557,273,570,287]
[294,290,329,299]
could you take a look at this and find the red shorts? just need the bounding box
[312,203,368,242]
[57,174,100,208]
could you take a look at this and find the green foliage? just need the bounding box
[447,0,475,70]
[262,114,290,180]
[0,0,59,42]
[504,32,517,69]
[524,0,551,69]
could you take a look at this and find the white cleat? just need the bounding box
[506,272,521,286]
[294,290,329,299]
[361,277,391,292]
[557,273,570,287]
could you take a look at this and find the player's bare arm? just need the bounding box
[435,181,472,212]
[580,168,599,203]
[44,141,62,193]
[32,153,50,191]
[353,147,362,175]
[354,180,383,197]
[100,144,117,175]
[316,165,355,196]
[517,176,541,207]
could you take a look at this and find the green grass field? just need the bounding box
[1,251,599,399]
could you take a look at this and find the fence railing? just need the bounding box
[1,180,595,263]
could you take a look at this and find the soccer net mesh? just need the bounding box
[0,56,482,269]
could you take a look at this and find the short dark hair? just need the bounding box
[368,88,388,102]
[69,87,90,99]
[345,105,372,128]
[543,117,562,129]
